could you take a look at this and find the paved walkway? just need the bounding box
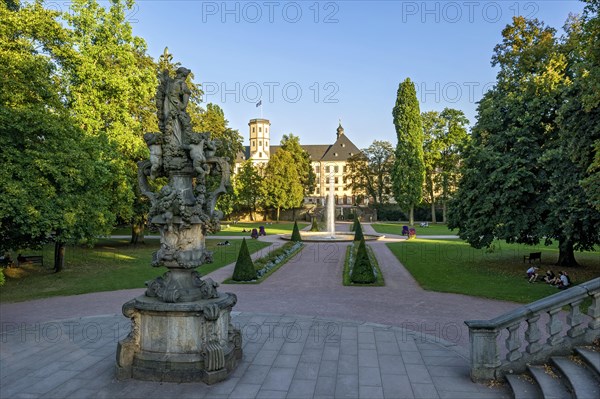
[0,223,516,398]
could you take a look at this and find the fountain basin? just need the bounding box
[280,232,383,242]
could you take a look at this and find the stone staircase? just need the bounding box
[505,346,600,399]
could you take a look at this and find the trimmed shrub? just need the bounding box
[310,218,319,232]
[232,238,256,281]
[291,221,302,242]
[351,239,375,283]
[354,220,364,241]
[350,218,357,232]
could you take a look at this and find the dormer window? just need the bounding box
[342,143,345,147]
[334,153,338,157]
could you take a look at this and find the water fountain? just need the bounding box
[283,169,382,242]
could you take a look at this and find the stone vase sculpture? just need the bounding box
[116,66,241,384]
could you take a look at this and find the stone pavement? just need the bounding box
[0,223,517,398]
[0,313,510,398]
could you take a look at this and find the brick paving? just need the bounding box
[0,223,517,398]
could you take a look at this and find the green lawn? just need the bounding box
[0,238,271,303]
[211,221,309,236]
[387,239,600,303]
[372,222,456,236]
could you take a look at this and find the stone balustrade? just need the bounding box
[465,278,600,382]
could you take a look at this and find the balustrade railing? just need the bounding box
[465,278,600,381]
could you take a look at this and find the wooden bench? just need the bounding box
[17,255,43,267]
[523,252,541,263]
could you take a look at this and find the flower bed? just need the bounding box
[343,242,385,286]
[225,241,304,284]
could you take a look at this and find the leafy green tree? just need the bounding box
[291,221,302,242]
[351,239,375,284]
[449,16,600,266]
[421,109,470,223]
[62,0,157,243]
[345,141,394,206]
[559,4,600,212]
[280,134,316,196]
[197,103,244,167]
[261,149,304,221]
[232,238,256,281]
[392,78,425,226]
[421,111,444,223]
[234,161,263,220]
[0,1,117,271]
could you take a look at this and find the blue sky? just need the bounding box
[128,0,585,149]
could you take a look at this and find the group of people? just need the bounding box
[527,266,571,289]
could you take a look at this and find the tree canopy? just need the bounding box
[261,149,304,221]
[448,14,600,266]
[391,78,425,225]
[345,140,395,206]
[0,1,117,262]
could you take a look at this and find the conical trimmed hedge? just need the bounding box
[350,218,357,232]
[291,220,302,242]
[232,238,256,281]
[351,239,375,284]
[354,220,364,241]
[310,217,319,232]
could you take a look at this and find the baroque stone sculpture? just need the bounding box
[116,63,241,384]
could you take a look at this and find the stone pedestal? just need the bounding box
[116,293,242,384]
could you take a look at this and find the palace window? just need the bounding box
[252,140,255,148]
[259,127,262,132]
[252,127,255,133]
[259,152,263,158]
[334,166,339,173]
[259,140,262,146]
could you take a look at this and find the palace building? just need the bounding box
[235,118,363,206]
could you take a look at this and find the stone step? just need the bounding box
[528,364,574,399]
[506,374,543,399]
[551,356,600,399]
[575,347,600,378]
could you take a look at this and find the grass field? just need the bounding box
[212,221,309,236]
[0,238,271,303]
[387,239,600,303]
[372,222,456,236]
[109,221,309,238]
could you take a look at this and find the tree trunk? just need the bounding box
[431,202,437,223]
[557,239,578,267]
[277,207,280,222]
[442,202,447,223]
[409,205,414,226]
[130,222,145,245]
[54,241,65,273]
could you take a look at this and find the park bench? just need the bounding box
[523,252,541,263]
[17,255,43,267]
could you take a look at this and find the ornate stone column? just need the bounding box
[116,65,241,384]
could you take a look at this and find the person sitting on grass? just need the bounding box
[527,266,539,283]
[543,270,557,284]
[556,271,571,289]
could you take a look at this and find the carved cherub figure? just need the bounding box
[187,134,210,178]
[143,133,163,178]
